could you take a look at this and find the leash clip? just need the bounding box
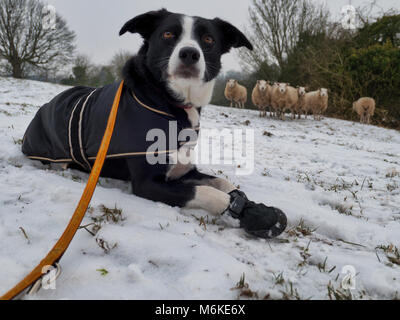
[27,263,62,296]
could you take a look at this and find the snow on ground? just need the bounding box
[0,76,399,300]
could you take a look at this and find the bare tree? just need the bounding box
[355,0,399,27]
[238,0,330,71]
[110,50,132,80]
[71,54,92,85]
[0,0,75,78]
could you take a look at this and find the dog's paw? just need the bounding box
[240,204,287,239]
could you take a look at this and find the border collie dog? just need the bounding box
[22,9,287,239]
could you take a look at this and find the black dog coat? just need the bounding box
[22,81,196,171]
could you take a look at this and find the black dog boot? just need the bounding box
[226,190,287,239]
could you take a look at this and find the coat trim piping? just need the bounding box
[27,156,73,163]
[78,89,97,170]
[87,150,177,160]
[131,90,175,118]
[68,96,86,169]
[27,150,178,164]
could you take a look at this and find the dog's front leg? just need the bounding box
[180,169,288,239]
[186,186,231,215]
[126,160,231,215]
[180,169,244,215]
[131,177,230,216]
[179,169,237,194]
[128,161,287,239]
[183,170,236,215]
[166,168,239,215]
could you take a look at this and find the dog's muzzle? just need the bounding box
[179,47,200,66]
[174,66,200,79]
[172,47,201,79]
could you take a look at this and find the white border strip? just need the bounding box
[78,89,97,170]
[68,96,85,169]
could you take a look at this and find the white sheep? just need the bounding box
[353,97,375,124]
[252,80,271,117]
[295,86,308,119]
[287,85,300,120]
[304,88,329,121]
[269,82,278,118]
[271,83,298,120]
[225,79,248,109]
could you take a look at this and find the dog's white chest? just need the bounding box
[166,108,200,181]
[185,107,200,128]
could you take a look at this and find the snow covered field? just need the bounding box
[0,76,399,300]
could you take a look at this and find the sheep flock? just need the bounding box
[225,79,375,124]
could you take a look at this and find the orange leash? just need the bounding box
[1,81,124,300]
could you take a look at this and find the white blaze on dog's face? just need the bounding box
[119,9,253,108]
[167,16,210,107]
[257,80,267,92]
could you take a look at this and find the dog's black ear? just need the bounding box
[119,9,170,39]
[213,18,253,54]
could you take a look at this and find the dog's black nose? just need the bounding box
[179,47,200,65]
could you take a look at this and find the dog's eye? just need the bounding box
[203,35,214,45]
[163,32,175,40]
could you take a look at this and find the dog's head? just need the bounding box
[120,9,253,107]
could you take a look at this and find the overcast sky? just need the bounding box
[45,0,399,72]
